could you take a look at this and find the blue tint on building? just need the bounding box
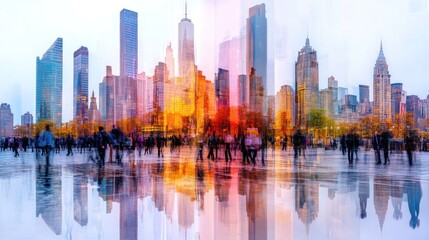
[120,9,138,79]
[247,4,267,116]
[36,38,63,125]
[73,46,89,121]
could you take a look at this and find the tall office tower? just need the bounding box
[21,112,33,126]
[165,44,175,79]
[73,46,89,122]
[338,87,348,106]
[36,38,63,125]
[275,85,295,131]
[295,37,319,128]
[87,91,100,123]
[406,95,420,124]
[219,37,241,107]
[120,9,138,79]
[359,85,370,103]
[345,95,358,112]
[246,4,267,116]
[373,42,391,122]
[320,89,332,118]
[328,76,339,115]
[99,66,118,125]
[391,83,407,116]
[178,2,196,116]
[137,72,147,117]
[238,74,248,107]
[249,68,264,113]
[153,62,168,114]
[215,68,230,111]
[0,103,14,137]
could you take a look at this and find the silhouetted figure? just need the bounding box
[43,125,54,165]
[207,131,216,161]
[340,135,346,155]
[405,131,417,165]
[66,135,74,156]
[156,133,164,158]
[95,126,109,164]
[13,137,20,157]
[292,130,302,158]
[372,132,382,164]
[346,130,359,164]
[380,131,392,165]
[224,131,233,164]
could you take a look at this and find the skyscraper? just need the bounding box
[21,112,33,126]
[246,4,267,116]
[373,42,391,122]
[120,9,138,79]
[275,85,295,131]
[359,85,370,103]
[165,44,175,79]
[87,91,100,123]
[295,37,319,128]
[0,103,14,137]
[391,83,406,116]
[215,68,230,110]
[73,46,89,122]
[328,76,339,115]
[178,1,196,116]
[36,38,63,125]
[238,75,248,107]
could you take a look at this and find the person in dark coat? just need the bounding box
[95,126,109,164]
[380,131,392,165]
[372,132,382,164]
[292,130,302,158]
[13,137,20,157]
[66,134,74,156]
[405,131,417,165]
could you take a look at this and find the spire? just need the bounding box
[305,37,310,48]
[377,40,386,63]
[185,0,188,19]
[92,90,95,98]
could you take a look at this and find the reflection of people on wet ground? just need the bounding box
[390,178,404,220]
[359,175,370,219]
[405,179,422,229]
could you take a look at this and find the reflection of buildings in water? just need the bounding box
[178,193,195,230]
[405,179,422,229]
[246,168,268,240]
[294,171,319,234]
[238,168,250,239]
[73,175,88,226]
[36,165,62,235]
[373,175,390,231]
[214,166,237,239]
[152,163,165,212]
[390,178,404,220]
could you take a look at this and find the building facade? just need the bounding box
[21,112,33,126]
[36,38,63,125]
[359,85,370,103]
[73,46,89,122]
[120,9,138,79]
[295,37,319,128]
[215,68,230,111]
[391,83,407,116]
[0,103,14,137]
[373,42,391,122]
[246,4,267,116]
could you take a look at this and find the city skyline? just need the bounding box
[1,0,429,123]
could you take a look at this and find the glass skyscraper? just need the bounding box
[73,46,89,122]
[36,37,63,126]
[246,4,267,116]
[120,9,138,79]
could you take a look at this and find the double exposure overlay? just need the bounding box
[0,0,429,239]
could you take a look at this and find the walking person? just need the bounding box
[405,130,417,165]
[43,125,54,165]
[207,131,216,161]
[240,134,249,165]
[156,133,164,158]
[224,131,233,164]
[95,126,109,165]
[292,130,302,158]
[13,137,20,157]
[372,132,382,164]
[66,134,74,156]
[381,131,392,165]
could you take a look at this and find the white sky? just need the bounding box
[0,0,429,123]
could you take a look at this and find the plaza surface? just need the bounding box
[0,147,428,240]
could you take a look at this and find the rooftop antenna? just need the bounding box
[185,0,188,18]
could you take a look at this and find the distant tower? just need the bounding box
[36,38,63,126]
[246,4,267,116]
[295,37,319,128]
[165,43,175,79]
[88,91,100,123]
[73,46,89,122]
[120,9,138,79]
[373,41,391,122]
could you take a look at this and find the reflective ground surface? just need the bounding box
[0,147,428,240]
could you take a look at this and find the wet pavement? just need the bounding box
[0,147,428,240]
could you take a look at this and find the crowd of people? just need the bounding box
[1,124,427,166]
